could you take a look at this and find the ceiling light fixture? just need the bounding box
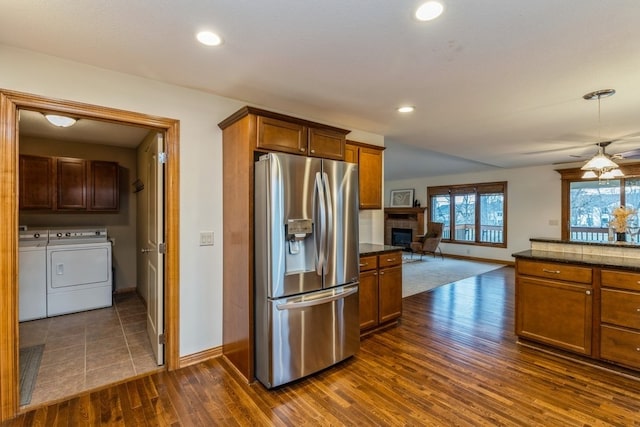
[415,1,444,21]
[196,31,223,46]
[44,114,77,128]
[398,106,415,113]
[580,89,623,180]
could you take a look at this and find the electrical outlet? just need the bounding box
[199,231,214,246]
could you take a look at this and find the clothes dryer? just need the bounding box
[46,227,112,317]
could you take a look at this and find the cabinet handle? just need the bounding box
[380,272,384,275]
[310,149,316,153]
[386,258,396,262]
[636,308,640,312]
[585,290,591,295]
[299,148,305,152]
[359,263,368,267]
[542,269,561,274]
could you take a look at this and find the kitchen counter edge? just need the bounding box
[512,249,640,272]
[359,244,404,257]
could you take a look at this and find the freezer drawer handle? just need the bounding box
[276,287,358,310]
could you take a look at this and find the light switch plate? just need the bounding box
[199,231,214,246]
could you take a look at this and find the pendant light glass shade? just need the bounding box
[580,151,620,171]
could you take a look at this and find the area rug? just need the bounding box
[19,344,44,406]
[402,255,504,297]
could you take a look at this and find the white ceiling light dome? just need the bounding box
[44,114,77,127]
[415,1,444,21]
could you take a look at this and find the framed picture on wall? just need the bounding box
[390,189,414,208]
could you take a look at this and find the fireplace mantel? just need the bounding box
[384,207,427,246]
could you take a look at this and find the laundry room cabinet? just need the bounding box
[19,154,119,212]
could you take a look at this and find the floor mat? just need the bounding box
[19,344,44,406]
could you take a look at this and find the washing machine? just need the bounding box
[19,228,48,322]
[46,226,113,317]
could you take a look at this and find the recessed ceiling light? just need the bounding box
[44,114,76,127]
[196,31,223,46]
[398,106,415,113]
[415,1,444,21]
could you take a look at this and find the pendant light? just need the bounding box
[580,89,623,179]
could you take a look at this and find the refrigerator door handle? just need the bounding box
[321,172,333,247]
[315,172,327,275]
[275,286,358,310]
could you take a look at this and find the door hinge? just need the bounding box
[159,152,167,164]
[159,243,166,254]
[159,333,166,345]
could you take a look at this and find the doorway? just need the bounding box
[0,89,180,421]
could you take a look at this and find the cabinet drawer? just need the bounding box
[601,289,640,329]
[602,270,640,292]
[378,252,402,268]
[359,255,378,272]
[517,260,592,284]
[600,325,640,369]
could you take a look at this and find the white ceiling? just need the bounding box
[3,1,640,180]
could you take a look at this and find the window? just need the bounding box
[428,181,507,247]
[559,165,640,241]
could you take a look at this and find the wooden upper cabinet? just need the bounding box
[220,106,349,161]
[19,155,54,210]
[56,157,87,210]
[89,160,119,211]
[257,116,307,155]
[346,141,384,210]
[19,155,119,212]
[344,143,358,164]
[308,128,345,160]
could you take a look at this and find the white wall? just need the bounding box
[386,164,563,262]
[1,44,385,356]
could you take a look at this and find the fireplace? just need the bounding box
[391,228,413,249]
[384,207,426,247]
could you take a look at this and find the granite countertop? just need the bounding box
[530,237,640,249]
[359,243,404,256]
[512,249,640,272]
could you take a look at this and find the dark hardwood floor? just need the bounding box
[7,266,640,426]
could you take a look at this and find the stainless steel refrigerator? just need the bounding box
[254,152,360,388]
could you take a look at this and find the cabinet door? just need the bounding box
[358,147,382,209]
[89,161,119,211]
[516,276,592,355]
[19,155,54,209]
[359,270,379,330]
[344,143,358,164]
[308,127,345,160]
[256,116,307,155]
[56,157,87,210]
[379,265,402,324]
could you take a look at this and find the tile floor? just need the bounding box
[19,292,161,407]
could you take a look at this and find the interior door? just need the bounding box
[138,133,165,365]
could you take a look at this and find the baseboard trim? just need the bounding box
[113,287,137,294]
[179,346,223,368]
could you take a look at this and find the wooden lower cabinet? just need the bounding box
[516,275,593,355]
[516,258,640,371]
[599,269,640,369]
[359,251,402,333]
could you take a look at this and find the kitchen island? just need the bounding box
[359,244,404,335]
[513,238,640,373]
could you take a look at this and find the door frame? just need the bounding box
[0,89,181,421]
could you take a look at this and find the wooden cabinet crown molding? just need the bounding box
[218,106,350,136]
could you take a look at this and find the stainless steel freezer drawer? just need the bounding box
[255,283,359,388]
